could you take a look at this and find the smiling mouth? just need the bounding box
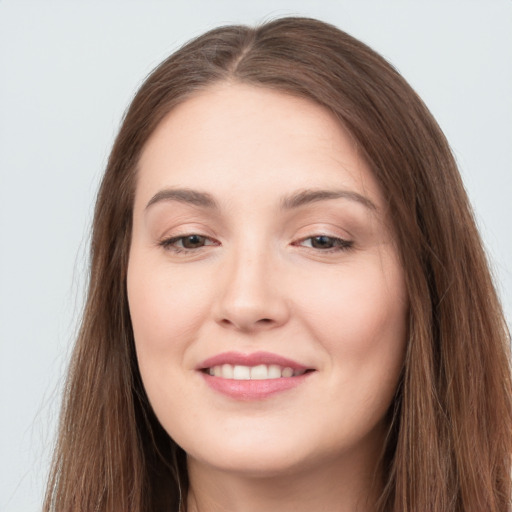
[199,354,315,399]
[203,364,311,380]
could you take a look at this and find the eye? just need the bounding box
[160,234,217,252]
[298,235,353,251]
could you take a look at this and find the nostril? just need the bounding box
[219,317,274,330]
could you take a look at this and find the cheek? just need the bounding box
[127,256,209,355]
[126,264,215,440]
[126,254,210,426]
[296,254,407,379]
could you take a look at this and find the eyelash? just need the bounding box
[294,235,354,252]
[159,234,219,253]
[159,234,353,254]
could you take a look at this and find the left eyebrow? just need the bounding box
[280,189,377,211]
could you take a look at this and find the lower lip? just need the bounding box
[201,372,312,400]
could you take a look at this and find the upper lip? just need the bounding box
[197,351,311,371]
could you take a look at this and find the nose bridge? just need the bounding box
[215,237,288,331]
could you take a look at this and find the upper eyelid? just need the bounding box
[293,229,353,243]
[156,223,354,245]
[293,235,353,247]
[158,235,353,255]
[160,233,218,245]
[294,233,350,242]
[158,227,218,241]
[158,232,352,243]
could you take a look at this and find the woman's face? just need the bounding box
[127,83,408,477]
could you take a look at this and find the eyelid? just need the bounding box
[158,233,220,252]
[292,234,354,252]
[156,226,354,255]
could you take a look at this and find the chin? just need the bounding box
[188,448,311,479]
[180,427,312,476]
[181,415,387,482]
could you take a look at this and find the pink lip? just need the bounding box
[197,351,309,371]
[197,351,314,400]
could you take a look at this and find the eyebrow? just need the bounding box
[280,189,377,211]
[145,187,376,212]
[145,188,218,210]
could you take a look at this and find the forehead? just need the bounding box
[135,82,382,211]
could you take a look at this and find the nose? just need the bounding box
[213,246,290,333]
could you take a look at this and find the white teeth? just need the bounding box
[233,365,251,380]
[250,364,268,380]
[268,364,281,379]
[206,364,307,380]
[221,363,233,379]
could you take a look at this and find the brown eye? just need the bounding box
[181,235,207,249]
[160,234,217,252]
[298,235,353,251]
[310,236,336,249]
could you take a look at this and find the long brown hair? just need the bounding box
[44,17,512,512]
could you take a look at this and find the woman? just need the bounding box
[44,17,512,512]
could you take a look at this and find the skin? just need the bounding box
[127,82,408,512]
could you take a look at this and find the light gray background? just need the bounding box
[1,1,511,511]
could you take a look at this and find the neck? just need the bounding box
[186,449,383,512]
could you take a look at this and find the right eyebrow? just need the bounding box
[145,188,218,210]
